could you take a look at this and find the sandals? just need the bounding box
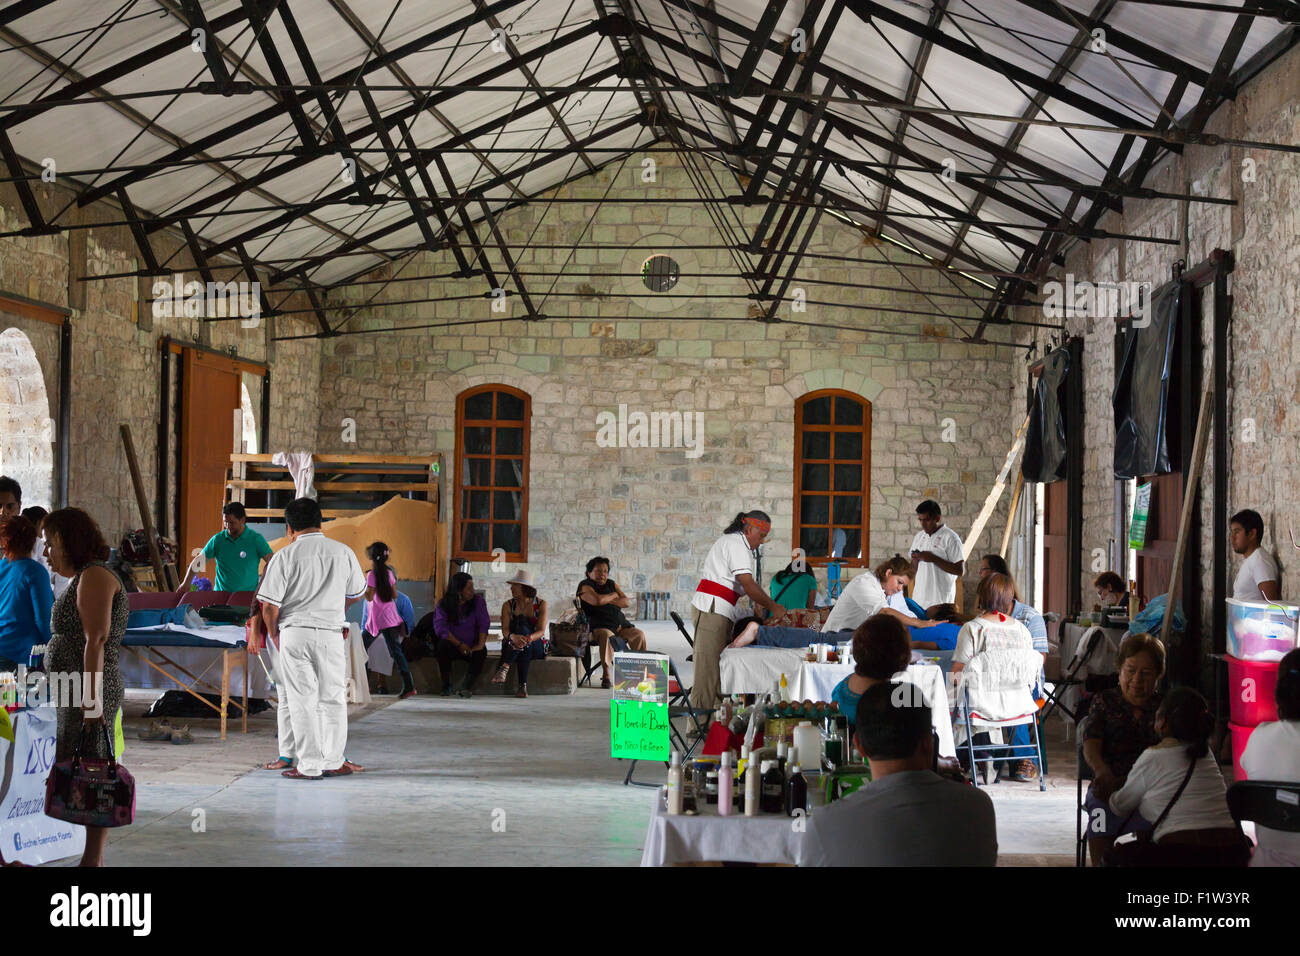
[322,764,353,777]
[263,757,293,771]
[491,663,510,684]
[170,724,193,745]
[515,685,528,699]
[281,768,321,780]
[342,759,365,773]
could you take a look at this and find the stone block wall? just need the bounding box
[1010,41,1300,626]
[0,175,321,543]
[316,153,1029,612]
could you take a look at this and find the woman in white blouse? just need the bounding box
[1108,687,1248,866]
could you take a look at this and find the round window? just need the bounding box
[641,254,680,292]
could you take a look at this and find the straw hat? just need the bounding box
[505,568,535,587]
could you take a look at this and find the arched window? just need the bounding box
[0,328,54,509]
[793,389,870,567]
[454,385,530,562]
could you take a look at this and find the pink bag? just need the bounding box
[44,722,136,828]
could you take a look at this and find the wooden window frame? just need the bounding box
[792,388,871,568]
[453,384,530,563]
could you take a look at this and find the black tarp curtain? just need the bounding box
[1113,281,1181,479]
[1023,346,1070,483]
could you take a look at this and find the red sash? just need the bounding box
[695,579,739,605]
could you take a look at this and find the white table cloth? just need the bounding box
[719,647,806,697]
[793,661,956,759]
[641,787,805,866]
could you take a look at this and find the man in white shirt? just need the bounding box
[1230,509,1280,602]
[909,500,964,608]
[257,498,367,780]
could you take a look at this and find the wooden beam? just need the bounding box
[1159,386,1214,647]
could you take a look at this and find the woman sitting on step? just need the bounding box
[493,570,549,699]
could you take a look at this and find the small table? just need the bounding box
[641,787,805,866]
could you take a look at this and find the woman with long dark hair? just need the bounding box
[768,560,817,613]
[432,571,490,697]
[362,541,415,699]
[689,509,787,709]
[42,507,128,867]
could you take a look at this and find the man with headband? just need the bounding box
[689,509,788,708]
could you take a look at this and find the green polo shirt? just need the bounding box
[202,527,273,592]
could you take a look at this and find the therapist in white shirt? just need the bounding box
[909,499,965,607]
[258,497,367,780]
[822,555,944,635]
[1230,508,1280,602]
[690,510,787,709]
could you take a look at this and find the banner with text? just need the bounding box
[0,707,85,865]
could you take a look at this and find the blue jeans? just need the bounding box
[751,625,853,648]
[363,626,414,693]
[501,636,547,685]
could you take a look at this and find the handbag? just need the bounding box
[44,720,136,828]
[549,600,591,657]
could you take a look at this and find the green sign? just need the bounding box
[610,652,670,761]
[1130,481,1152,550]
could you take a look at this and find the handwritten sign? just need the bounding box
[610,652,670,760]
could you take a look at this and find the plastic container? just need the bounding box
[1225,598,1299,662]
[1228,721,1258,782]
[1226,654,1280,727]
[793,721,822,773]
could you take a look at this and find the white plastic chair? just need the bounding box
[955,646,1047,792]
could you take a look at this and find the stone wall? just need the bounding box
[316,152,1029,612]
[1011,41,1300,627]
[0,175,321,544]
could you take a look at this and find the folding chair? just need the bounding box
[1041,626,1104,726]
[955,647,1047,792]
[669,610,695,662]
[1227,780,1300,840]
[1075,717,1095,867]
[581,627,629,688]
[623,649,712,788]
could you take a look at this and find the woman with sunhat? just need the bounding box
[690,510,788,709]
[493,569,549,698]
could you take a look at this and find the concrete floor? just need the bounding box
[62,622,1081,866]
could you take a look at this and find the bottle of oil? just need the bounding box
[760,759,784,813]
[785,762,808,817]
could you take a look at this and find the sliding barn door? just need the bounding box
[179,349,241,563]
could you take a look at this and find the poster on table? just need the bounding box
[609,652,670,761]
[0,707,86,865]
[1129,481,1151,550]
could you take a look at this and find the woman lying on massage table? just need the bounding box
[726,601,966,652]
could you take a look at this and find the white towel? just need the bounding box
[271,451,316,499]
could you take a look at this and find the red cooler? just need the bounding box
[1229,721,1257,782]
[1226,654,1280,726]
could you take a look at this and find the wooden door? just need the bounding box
[1135,472,1183,608]
[179,349,241,563]
[1041,479,1068,642]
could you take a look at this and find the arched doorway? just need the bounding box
[0,327,54,508]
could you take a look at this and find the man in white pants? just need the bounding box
[257,497,366,780]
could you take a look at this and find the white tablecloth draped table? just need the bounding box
[641,787,805,866]
[719,647,806,697]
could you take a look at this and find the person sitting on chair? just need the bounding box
[830,614,912,724]
[799,681,997,867]
[577,556,646,689]
[1106,687,1247,867]
[1082,632,1165,865]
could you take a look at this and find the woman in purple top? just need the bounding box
[362,541,415,698]
[433,571,490,697]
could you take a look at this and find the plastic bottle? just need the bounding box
[718,751,733,816]
[776,739,788,777]
[665,754,686,816]
[793,721,821,772]
[737,743,750,779]
[666,752,683,815]
[760,759,784,813]
[745,751,761,816]
[779,672,789,701]
[785,763,808,816]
